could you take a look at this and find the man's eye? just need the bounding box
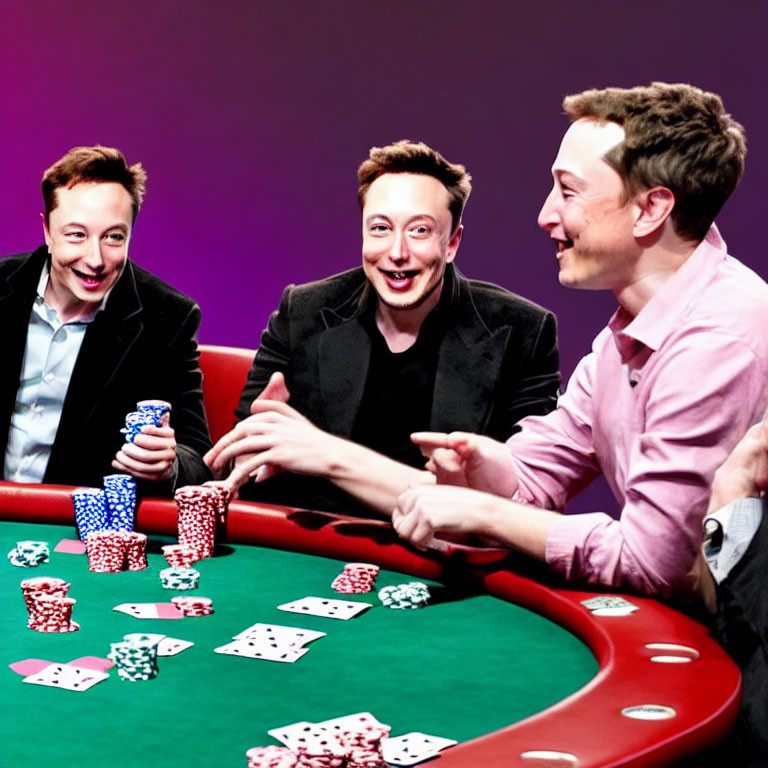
[370,224,390,234]
[105,232,126,244]
[409,225,430,236]
[65,231,85,240]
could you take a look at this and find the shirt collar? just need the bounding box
[609,224,728,361]
[36,260,114,323]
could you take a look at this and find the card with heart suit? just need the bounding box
[113,603,184,619]
[23,663,109,692]
[232,622,326,647]
[277,596,372,620]
[214,639,309,663]
[157,637,194,656]
[381,732,458,766]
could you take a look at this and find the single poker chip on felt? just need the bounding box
[7,540,49,567]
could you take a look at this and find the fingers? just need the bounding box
[255,372,291,405]
[204,413,282,469]
[249,399,309,422]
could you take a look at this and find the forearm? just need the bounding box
[323,437,433,516]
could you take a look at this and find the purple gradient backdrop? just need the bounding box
[1,1,765,512]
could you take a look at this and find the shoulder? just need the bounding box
[454,270,555,327]
[279,266,368,315]
[0,248,42,280]
[126,261,199,318]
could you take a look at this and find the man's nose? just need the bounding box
[389,230,408,263]
[537,187,559,232]
[82,237,105,270]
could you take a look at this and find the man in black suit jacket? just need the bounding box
[206,140,559,516]
[0,146,210,493]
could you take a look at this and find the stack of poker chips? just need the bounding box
[331,563,380,594]
[120,399,171,443]
[377,582,431,610]
[161,544,200,568]
[103,474,138,531]
[171,595,214,616]
[339,724,391,768]
[72,474,138,540]
[85,530,148,573]
[159,566,200,590]
[20,576,79,633]
[108,633,162,681]
[246,724,390,768]
[246,746,298,768]
[7,540,50,568]
[175,485,220,559]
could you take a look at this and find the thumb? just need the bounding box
[253,372,290,410]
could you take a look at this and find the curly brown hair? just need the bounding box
[42,145,147,225]
[357,140,472,234]
[563,82,746,242]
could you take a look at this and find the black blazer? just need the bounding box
[0,247,212,493]
[236,264,560,514]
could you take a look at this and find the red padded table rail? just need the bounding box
[0,481,740,767]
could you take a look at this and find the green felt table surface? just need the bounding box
[1,521,597,768]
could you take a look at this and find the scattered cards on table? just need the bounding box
[215,622,326,663]
[278,596,372,620]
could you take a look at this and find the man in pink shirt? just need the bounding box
[392,82,768,599]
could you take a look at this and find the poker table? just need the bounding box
[1,482,740,768]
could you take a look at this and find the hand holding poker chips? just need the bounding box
[120,399,171,443]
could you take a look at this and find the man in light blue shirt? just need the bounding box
[0,146,211,492]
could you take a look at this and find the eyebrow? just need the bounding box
[61,221,129,232]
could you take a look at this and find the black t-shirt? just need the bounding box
[351,278,452,470]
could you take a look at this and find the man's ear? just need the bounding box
[446,223,463,264]
[633,187,675,238]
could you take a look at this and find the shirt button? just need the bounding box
[43,372,55,384]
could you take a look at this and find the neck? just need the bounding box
[375,279,443,352]
[43,281,95,324]
[613,234,698,317]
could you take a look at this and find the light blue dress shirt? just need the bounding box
[4,264,106,482]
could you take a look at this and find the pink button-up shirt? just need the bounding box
[507,228,768,597]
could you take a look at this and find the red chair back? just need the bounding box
[199,344,255,443]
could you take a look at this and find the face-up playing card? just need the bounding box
[23,663,109,692]
[113,603,184,619]
[381,732,458,766]
[315,711,390,736]
[232,623,326,648]
[277,596,372,620]
[268,722,345,755]
[580,596,638,616]
[157,637,194,656]
[214,639,309,663]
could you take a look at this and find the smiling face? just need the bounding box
[361,172,462,315]
[537,119,640,292]
[43,182,133,320]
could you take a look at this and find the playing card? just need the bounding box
[233,623,326,647]
[316,711,390,735]
[277,596,372,620]
[23,663,109,692]
[67,656,115,672]
[267,723,346,755]
[157,637,194,656]
[214,639,308,663]
[268,721,315,749]
[53,539,87,554]
[382,732,457,765]
[9,659,54,677]
[113,603,184,619]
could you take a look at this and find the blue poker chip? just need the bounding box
[103,474,137,531]
[71,488,109,541]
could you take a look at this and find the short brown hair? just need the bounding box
[563,82,746,242]
[357,140,472,233]
[42,145,147,224]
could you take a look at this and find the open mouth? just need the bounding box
[73,269,106,287]
[382,270,418,280]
